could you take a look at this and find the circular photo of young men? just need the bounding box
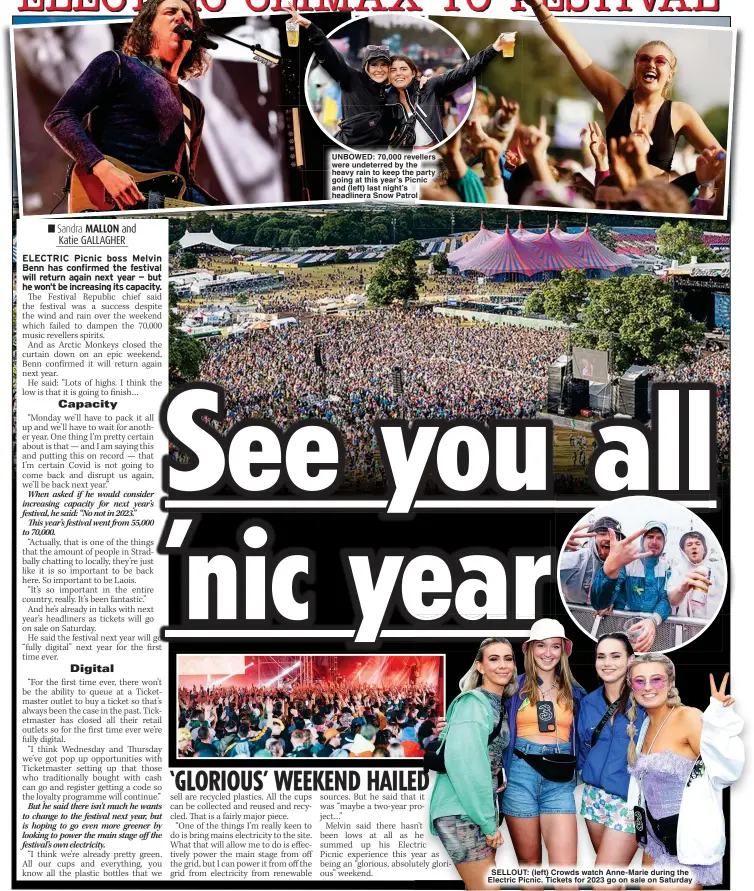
[297,12,512,152]
[557,496,727,654]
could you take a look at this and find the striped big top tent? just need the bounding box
[567,225,633,273]
[455,224,544,276]
[530,224,588,271]
[447,223,500,265]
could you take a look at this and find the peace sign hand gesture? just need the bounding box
[710,673,735,707]
[603,527,651,578]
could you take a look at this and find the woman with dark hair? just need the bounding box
[428,638,516,891]
[521,0,724,179]
[45,0,216,208]
[387,35,509,149]
[502,619,586,877]
[284,5,393,148]
[577,633,644,886]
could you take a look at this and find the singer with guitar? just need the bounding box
[45,0,219,212]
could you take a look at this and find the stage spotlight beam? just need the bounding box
[260,660,302,688]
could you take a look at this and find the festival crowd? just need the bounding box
[649,348,730,471]
[177,681,440,759]
[197,310,567,484]
[191,308,731,486]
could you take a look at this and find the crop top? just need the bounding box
[605,91,678,174]
[516,696,574,740]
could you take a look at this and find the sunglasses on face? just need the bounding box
[637,54,669,67]
[630,675,668,691]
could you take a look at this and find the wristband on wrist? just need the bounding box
[698,181,716,189]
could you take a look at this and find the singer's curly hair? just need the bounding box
[122,0,210,80]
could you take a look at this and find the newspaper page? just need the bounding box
[7,1,749,889]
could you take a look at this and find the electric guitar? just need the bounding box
[68,155,209,213]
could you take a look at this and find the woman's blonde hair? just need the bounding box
[522,640,580,712]
[460,637,517,698]
[629,41,678,97]
[626,652,682,766]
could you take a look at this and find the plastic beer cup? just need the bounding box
[623,617,645,643]
[286,20,300,48]
[502,32,517,58]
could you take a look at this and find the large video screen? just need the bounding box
[572,347,610,383]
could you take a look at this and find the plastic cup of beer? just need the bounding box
[690,569,711,605]
[502,32,517,58]
[623,617,645,643]
[286,19,300,48]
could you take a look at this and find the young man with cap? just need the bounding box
[285,5,392,147]
[668,530,722,620]
[591,522,672,652]
[559,516,624,605]
[318,727,343,758]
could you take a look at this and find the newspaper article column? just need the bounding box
[16,218,169,881]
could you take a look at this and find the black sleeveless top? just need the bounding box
[605,91,677,173]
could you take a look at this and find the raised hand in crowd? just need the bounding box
[696,146,726,183]
[587,121,609,173]
[519,118,553,184]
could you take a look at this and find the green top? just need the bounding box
[428,687,498,836]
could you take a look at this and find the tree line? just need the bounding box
[168,208,728,252]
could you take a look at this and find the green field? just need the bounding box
[552,426,595,479]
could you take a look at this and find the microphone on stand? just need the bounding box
[175,23,218,50]
[175,22,282,68]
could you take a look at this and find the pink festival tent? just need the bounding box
[452,222,633,279]
[447,222,500,265]
[454,224,544,277]
[511,220,540,241]
[550,220,579,241]
[530,225,588,271]
[567,226,634,273]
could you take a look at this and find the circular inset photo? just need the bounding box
[300,13,510,152]
[558,496,726,654]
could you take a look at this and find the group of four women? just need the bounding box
[430,619,743,891]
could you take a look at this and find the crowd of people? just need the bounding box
[650,347,730,472]
[190,304,731,487]
[197,309,567,484]
[177,681,440,759]
[422,1,728,215]
[422,93,727,215]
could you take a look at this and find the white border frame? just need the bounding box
[555,494,728,655]
[303,12,474,155]
[175,650,447,761]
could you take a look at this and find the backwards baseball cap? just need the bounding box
[588,516,624,539]
[522,618,573,656]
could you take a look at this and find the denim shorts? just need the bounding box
[502,739,577,818]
